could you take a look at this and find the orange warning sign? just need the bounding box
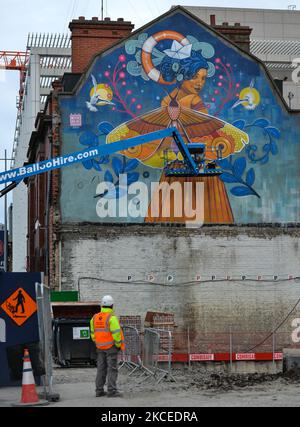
[0,288,37,326]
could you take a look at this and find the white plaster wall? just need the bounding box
[12,182,28,272]
[60,227,300,345]
[12,55,40,272]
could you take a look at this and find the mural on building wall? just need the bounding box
[59,9,300,224]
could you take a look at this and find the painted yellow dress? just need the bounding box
[106,86,249,224]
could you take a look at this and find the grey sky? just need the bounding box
[0,0,299,223]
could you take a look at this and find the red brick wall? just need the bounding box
[49,80,63,290]
[120,315,142,332]
[69,17,134,73]
[212,20,252,53]
[27,126,47,273]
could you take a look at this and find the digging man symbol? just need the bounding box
[13,289,26,314]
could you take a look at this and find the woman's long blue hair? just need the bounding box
[160,50,209,83]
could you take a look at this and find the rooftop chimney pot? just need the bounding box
[213,21,252,53]
[69,16,134,73]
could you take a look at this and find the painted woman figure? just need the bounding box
[106,36,249,224]
[160,50,209,114]
[144,50,236,223]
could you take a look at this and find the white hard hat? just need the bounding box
[101,295,114,307]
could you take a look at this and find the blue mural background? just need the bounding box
[59,10,300,224]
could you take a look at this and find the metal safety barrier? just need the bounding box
[141,328,176,384]
[167,327,300,369]
[119,326,143,375]
[119,323,300,377]
[35,282,60,402]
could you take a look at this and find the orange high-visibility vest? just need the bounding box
[93,312,125,351]
[119,330,125,351]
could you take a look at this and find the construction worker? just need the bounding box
[90,295,125,398]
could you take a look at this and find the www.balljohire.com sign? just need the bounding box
[0,147,100,186]
[0,128,180,186]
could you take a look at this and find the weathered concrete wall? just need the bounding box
[59,225,300,348]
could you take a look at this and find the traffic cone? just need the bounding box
[12,348,49,407]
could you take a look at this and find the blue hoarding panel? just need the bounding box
[0,273,41,387]
[0,231,4,272]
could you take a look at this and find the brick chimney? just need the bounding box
[69,16,134,73]
[210,15,252,53]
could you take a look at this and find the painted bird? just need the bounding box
[232,79,261,111]
[86,75,115,112]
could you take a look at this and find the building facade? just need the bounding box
[27,7,300,352]
[11,34,71,272]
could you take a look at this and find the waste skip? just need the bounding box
[53,319,96,367]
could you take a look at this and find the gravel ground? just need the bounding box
[1,365,300,407]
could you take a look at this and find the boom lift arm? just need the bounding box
[0,127,223,197]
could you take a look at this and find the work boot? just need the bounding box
[107,390,123,398]
[96,390,107,397]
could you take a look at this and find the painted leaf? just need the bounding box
[104,170,114,183]
[220,173,239,184]
[245,146,257,162]
[260,157,269,165]
[247,144,258,152]
[98,156,110,165]
[247,153,256,162]
[230,186,254,197]
[98,121,114,135]
[217,158,232,170]
[246,168,255,186]
[253,119,269,128]
[124,159,139,172]
[82,159,93,170]
[112,157,124,176]
[270,141,278,155]
[233,120,246,130]
[266,127,281,139]
[92,161,102,172]
[127,172,140,186]
[79,131,98,147]
[233,157,247,177]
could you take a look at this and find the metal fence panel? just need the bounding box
[119,326,142,375]
[143,328,160,374]
[143,328,175,383]
[35,283,60,402]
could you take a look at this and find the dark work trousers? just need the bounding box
[96,346,119,393]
